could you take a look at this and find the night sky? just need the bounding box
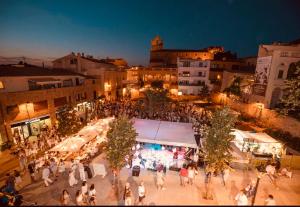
[0,0,300,66]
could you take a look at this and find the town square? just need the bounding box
[0,0,300,206]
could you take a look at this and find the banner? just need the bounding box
[252,56,272,96]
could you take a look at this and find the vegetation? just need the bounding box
[203,106,237,199]
[277,61,300,118]
[106,115,138,197]
[223,77,242,97]
[106,115,137,172]
[57,105,83,137]
[143,82,171,117]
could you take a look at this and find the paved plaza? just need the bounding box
[16,153,300,206]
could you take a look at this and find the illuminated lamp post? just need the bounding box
[256,102,264,119]
[252,171,265,206]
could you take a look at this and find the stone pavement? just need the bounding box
[0,149,19,186]
[18,154,300,206]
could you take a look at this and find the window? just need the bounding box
[0,81,4,89]
[182,71,190,77]
[63,79,73,87]
[183,61,190,67]
[198,72,202,77]
[199,62,203,67]
[277,70,284,79]
[70,58,77,64]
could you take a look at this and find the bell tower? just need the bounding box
[151,35,163,51]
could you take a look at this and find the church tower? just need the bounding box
[151,35,163,51]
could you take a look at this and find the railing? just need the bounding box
[178,83,205,86]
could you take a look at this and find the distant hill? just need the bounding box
[0,56,55,68]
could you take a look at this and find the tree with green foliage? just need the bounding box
[57,106,83,137]
[106,115,138,197]
[203,106,237,199]
[143,87,170,118]
[277,61,300,117]
[223,77,243,97]
[200,84,210,97]
[151,80,164,89]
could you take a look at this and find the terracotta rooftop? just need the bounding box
[0,64,88,77]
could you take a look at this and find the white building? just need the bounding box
[251,41,300,108]
[177,58,211,95]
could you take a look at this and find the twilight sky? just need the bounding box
[0,0,300,66]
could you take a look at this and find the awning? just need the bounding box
[231,129,280,143]
[133,118,197,148]
[29,78,62,85]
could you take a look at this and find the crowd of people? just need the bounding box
[1,98,293,205]
[98,99,212,138]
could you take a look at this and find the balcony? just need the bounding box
[178,82,205,86]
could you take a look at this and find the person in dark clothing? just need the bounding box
[28,161,36,182]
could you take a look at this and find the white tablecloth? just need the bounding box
[90,163,107,177]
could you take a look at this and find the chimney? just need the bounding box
[82,52,84,57]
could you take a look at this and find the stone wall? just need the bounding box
[212,93,300,138]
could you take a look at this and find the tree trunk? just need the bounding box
[204,173,213,200]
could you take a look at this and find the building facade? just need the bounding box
[149,36,223,68]
[177,58,211,96]
[124,66,178,98]
[0,64,102,146]
[250,42,300,108]
[53,52,127,100]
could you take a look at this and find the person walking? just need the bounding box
[137,181,146,205]
[78,160,86,182]
[60,189,71,206]
[88,184,96,205]
[123,182,132,206]
[187,166,195,185]
[179,164,188,186]
[28,160,36,182]
[222,168,230,186]
[68,169,78,187]
[42,164,53,187]
[14,170,22,189]
[156,169,166,190]
[58,159,66,177]
[81,181,88,203]
[235,189,248,205]
[265,194,276,206]
[75,190,86,205]
[50,158,58,180]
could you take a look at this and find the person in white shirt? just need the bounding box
[58,159,66,177]
[187,166,195,185]
[89,184,96,205]
[68,169,78,187]
[81,181,88,203]
[235,189,248,205]
[137,181,146,205]
[265,194,276,206]
[78,160,86,182]
[42,165,53,187]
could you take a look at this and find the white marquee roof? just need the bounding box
[232,129,280,143]
[133,118,197,148]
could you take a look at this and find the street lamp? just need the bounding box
[25,102,32,136]
[251,171,265,205]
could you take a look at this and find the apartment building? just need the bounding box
[250,41,300,108]
[53,52,127,100]
[177,58,211,96]
[0,63,102,146]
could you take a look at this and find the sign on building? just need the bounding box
[252,56,272,96]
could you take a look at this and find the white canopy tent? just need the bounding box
[49,135,92,152]
[133,118,197,148]
[231,129,283,155]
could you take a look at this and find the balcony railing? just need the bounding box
[178,82,205,86]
